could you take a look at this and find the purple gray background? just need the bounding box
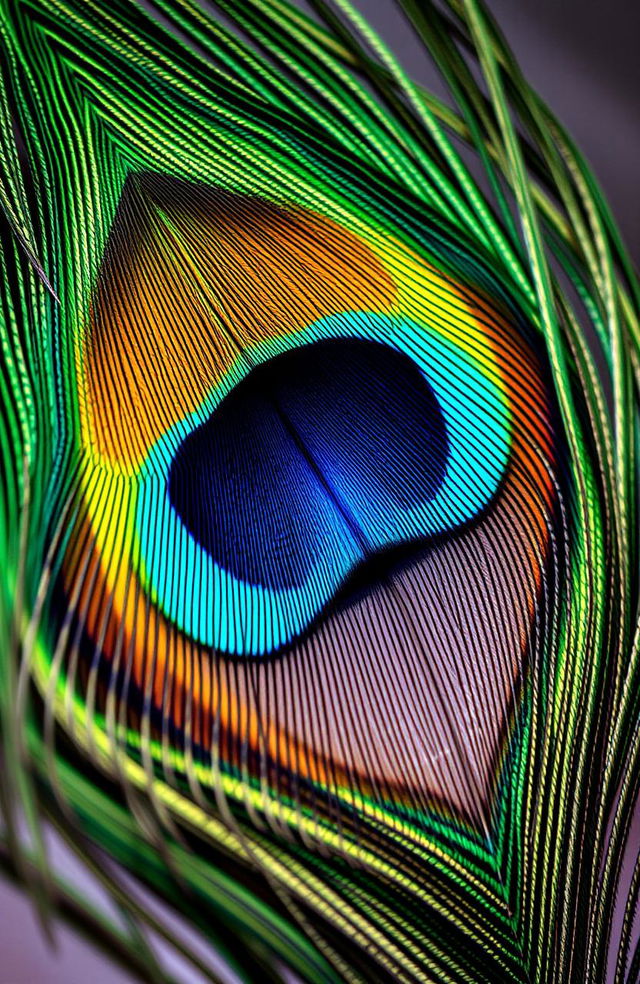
[1,0,638,980]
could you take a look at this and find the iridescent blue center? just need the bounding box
[167,339,448,591]
[136,313,511,656]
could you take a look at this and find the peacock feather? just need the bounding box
[0,0,638,981]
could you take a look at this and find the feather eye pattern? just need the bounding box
[0,1,638,983]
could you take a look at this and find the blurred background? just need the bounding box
[359,0,640,262]
[1,0,637,980]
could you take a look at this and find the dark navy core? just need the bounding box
[167,338,449,590]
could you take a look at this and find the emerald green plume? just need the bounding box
[0,1,638,981]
